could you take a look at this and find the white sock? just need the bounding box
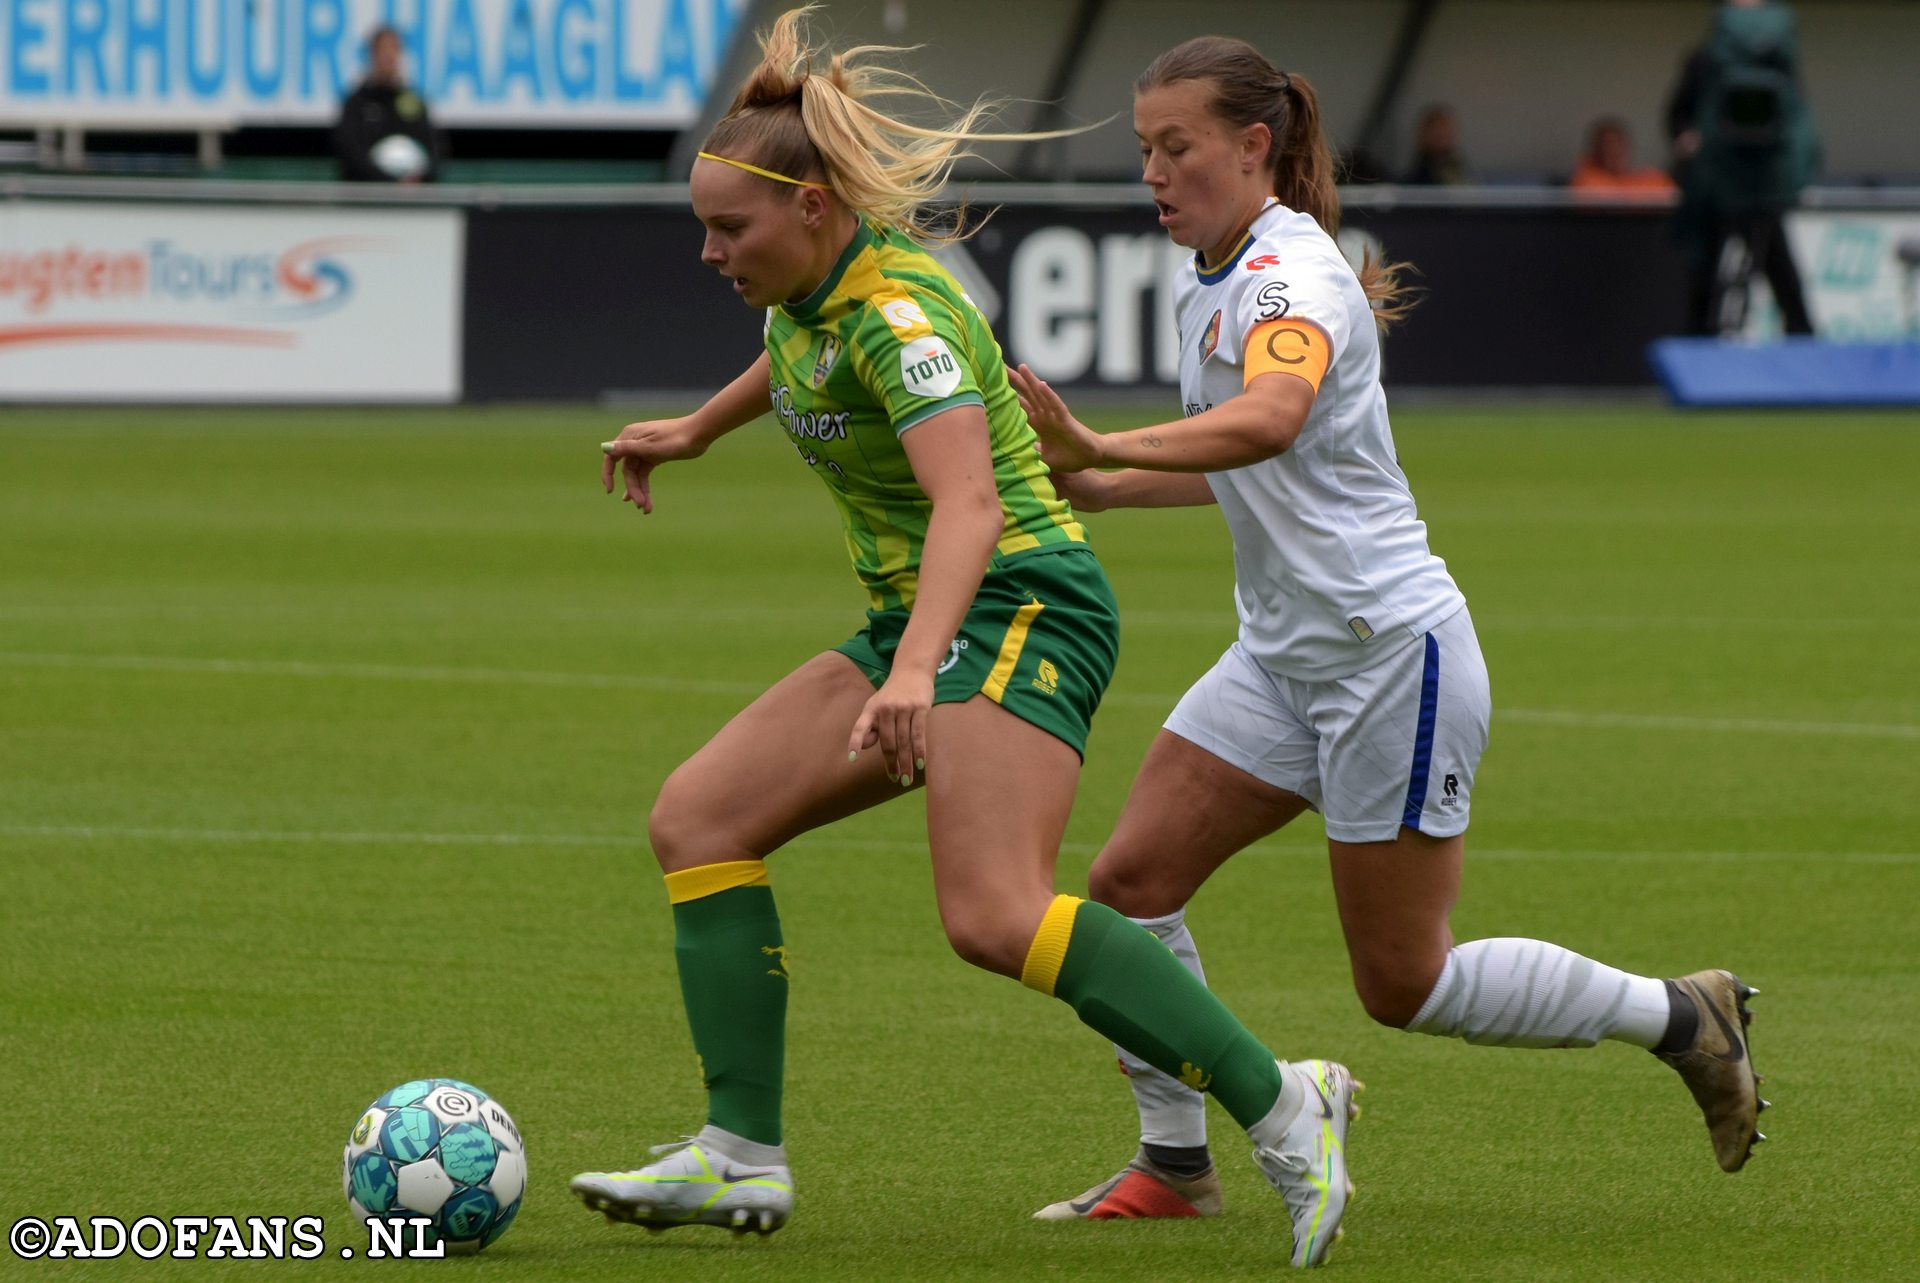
[1405,937,1671,1049]
[1245,1060,1308,1150]
[695,1124,787,1168]
[1116,909,1211,1148]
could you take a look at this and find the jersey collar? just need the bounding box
[783,220,875,323]
[1193,200,1281,285]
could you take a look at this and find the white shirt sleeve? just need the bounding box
[1230,233,1352,369]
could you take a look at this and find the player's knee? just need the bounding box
[937,906,1029,978]
[1351,959,1442,1029]
[1086,852,1181,919]
[647,772,724,871]
[941,920,1016,976]
[644,805,690,872]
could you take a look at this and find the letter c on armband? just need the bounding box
[1243,318,1331,392]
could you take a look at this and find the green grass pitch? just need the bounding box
[2,403,1916,1281]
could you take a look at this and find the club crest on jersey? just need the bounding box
[810,334,842,389]
[1198,310,1223,361]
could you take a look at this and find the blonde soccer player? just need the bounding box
[571,11,1359,1266]
[1007,35,1765,1241]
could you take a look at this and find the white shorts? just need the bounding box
[1163,607,1490,843]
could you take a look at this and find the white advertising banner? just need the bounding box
[0,0,744,128]
[0,200,463,401]
[1739,211,1920,341]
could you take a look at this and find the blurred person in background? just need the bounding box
[1401,105,1470,185]
[1568,117,1677,193]
[335,26,442,183]
[1665,0,1818,335]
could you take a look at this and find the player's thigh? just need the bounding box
[922,695,1082,976]
[1091,644,1317,917]
[650,650,905,870]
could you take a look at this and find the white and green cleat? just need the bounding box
[571,1135,793,1236]
[1249,1059,1361,1268]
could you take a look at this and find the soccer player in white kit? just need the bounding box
[1008,36,1768,1244]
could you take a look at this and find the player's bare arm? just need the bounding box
[1011,360,1295,486]
[1073,372,1313,473]
[1070,468,1219,511]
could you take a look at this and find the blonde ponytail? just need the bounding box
[704,6,1084,245]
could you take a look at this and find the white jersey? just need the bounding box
[1176,201,1464,680]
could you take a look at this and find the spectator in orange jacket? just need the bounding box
[1569,117,1676,193]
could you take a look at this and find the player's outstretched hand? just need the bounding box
[599,418,707,515]
[848,670,933,788]
[1048,468,1114,514]
[1008,363,1104,474]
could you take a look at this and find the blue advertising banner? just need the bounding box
[0,0,745,126]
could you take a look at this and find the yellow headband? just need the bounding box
[696,151,829,190]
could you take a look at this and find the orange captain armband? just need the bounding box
[1243,318,1331,392]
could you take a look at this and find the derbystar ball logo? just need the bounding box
[0,235,384,352]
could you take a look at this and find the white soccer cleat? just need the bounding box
[570,1137,793,1236]
[1249,1059,1361,1268]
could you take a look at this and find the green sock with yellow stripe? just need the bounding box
[665,860,788,1146]
[1024,895,1284,1130]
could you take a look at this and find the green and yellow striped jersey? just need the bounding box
[765,221,1086,612]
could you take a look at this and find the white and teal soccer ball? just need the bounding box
[342,1079,526,1254]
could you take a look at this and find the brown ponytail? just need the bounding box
[1137,38,1419,331]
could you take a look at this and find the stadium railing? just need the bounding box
[0,116,238,172]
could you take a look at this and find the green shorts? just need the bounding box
[833,545,1119,757]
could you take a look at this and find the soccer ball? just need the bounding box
[370,133,430,180]
[342,1079,526,1254]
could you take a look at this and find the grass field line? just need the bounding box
[4,649,1917,741]
[8,603,1919,634]
[0,823,1105,854]
[0,823,640,848]
[3,823,1916,865]
[1489,707,1920,739]
[0,650,761,696]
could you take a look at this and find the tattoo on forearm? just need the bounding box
[1142,432,1163,448]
